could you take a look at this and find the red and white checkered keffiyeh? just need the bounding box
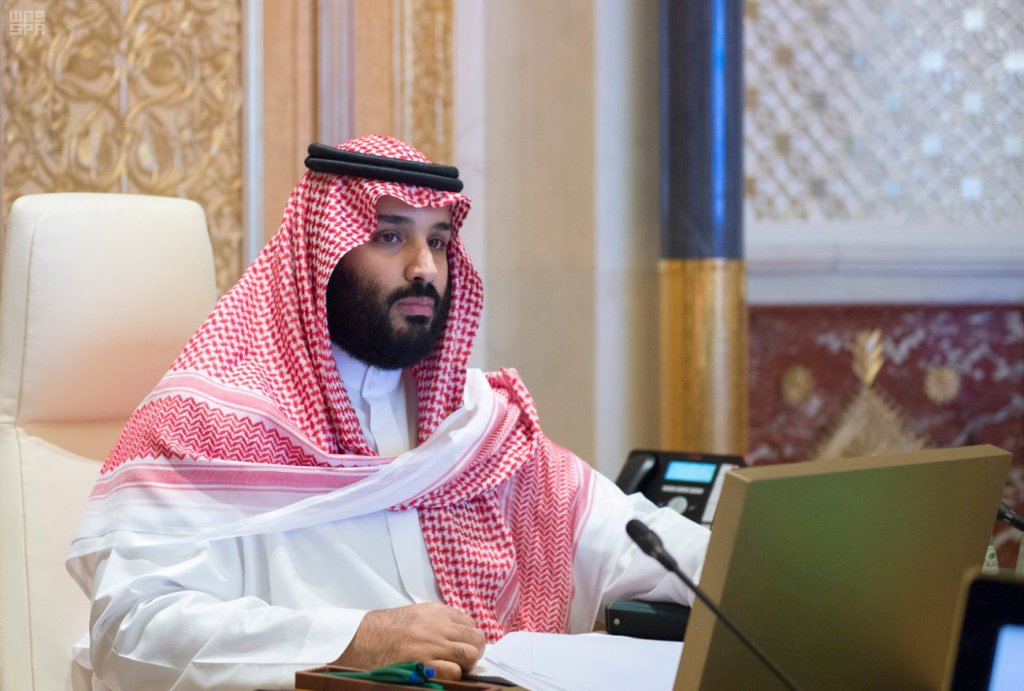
[71,135,591,641]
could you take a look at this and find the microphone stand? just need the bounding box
[626,519,802,691]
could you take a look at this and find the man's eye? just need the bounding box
[429,237,449,250]
[375,231,400,244]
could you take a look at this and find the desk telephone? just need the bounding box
[614,449,744,528]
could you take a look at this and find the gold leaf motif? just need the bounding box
[851,329,884,386]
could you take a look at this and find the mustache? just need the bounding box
[386,281,442,308]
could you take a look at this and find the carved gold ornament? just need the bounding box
[924,365,961,405]
[781,365,814,406]
[815,329,929,460]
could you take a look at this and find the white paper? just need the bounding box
[475,632,683,691]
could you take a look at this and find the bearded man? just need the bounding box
[68,135,710,691]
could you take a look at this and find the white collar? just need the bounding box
[331,343,404,400]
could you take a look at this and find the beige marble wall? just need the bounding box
[352,0,394,137]
[593,0,662,475]
[482,1,598,464]
[262,0,317,245]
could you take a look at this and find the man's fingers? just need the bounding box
[415,640,482,669]
[447,620,487,653]
[448,640,484,668]
[426,659,463,681]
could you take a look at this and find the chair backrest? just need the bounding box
[0,193,218,691]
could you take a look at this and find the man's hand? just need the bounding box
[335,603,486,680]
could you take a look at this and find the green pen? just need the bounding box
[326,661,443,688]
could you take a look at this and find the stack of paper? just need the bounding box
[475,632,683,691]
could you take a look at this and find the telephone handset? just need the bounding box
[615,449,744,527]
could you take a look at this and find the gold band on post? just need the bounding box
[659,259,748,455]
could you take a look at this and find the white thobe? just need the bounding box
[81,349,710,691]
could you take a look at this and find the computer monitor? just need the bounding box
[674,445,1011,691]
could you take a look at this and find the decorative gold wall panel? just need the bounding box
[392,0,453,164]
[2,0,243,289]
[745,0,1023,222]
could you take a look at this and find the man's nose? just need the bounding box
[404,242,438,284]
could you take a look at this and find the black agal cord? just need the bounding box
[304,143,464,193]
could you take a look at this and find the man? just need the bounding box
[68,135,709,690]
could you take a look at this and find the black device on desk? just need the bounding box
[615,449,744,528]
[605,600,691,641]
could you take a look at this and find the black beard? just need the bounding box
[325,261,452,370]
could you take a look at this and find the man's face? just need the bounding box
[326,196,453,370]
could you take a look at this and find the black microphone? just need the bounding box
[997,502,1024,531]
[625,519,802,691]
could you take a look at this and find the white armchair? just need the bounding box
[0,193,218,690]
